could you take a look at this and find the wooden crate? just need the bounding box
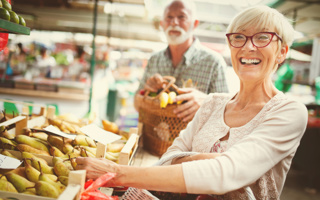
[4,113,140,166]
[0,150,86,200]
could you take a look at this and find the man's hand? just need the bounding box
[173,88,207,122]
[144,73,165,92]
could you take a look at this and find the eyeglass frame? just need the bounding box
[225,32,283,48]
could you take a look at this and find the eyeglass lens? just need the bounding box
[229,32,274,47]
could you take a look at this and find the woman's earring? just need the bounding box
[277,59,281,64]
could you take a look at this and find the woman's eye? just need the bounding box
[257,35,269,40]
[234,35,245,40]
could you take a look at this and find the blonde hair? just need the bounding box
[226,5,295,48]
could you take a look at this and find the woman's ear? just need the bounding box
[278,45,289,63]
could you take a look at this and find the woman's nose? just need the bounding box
[242,38,257,50]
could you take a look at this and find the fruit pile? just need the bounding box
[0,124,127,197]
[0,0,26,26]
[0,151,71,198]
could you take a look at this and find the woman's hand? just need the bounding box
[76,157,120,182]
[172,153,221,164]
[174,88,207,122]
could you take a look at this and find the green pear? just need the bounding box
[5,172,35,193]
[35,181,60,198]
[53,161,70,177]
[21,152,54,174]
[24,159,40,182]
[58,176,68,186]
[39,163,65,194]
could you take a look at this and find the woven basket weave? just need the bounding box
[137,76,190,156]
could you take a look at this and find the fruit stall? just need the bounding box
[0,100,142,199]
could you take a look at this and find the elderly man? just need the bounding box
[134,0,229,122]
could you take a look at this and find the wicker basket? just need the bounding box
[137,76,190,156]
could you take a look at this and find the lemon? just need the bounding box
[1,0,11,11]
[18,16,26,26]
[8,10,19,24]
[168,91,177,104]
[159,92,169,108]
[0,7,9,20]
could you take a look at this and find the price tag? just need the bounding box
[0,154,22,169]
[44,125,77,140]
[98,187,114,196]
[80,124,122,145]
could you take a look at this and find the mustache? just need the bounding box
[165,26,185,33]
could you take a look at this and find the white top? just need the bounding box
[159,92,308,199]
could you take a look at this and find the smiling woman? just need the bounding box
[76,5,308,200]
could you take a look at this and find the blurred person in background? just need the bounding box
[36,46,56,78]
[134,0,229,122]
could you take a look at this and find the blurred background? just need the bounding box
[0,1,320,198]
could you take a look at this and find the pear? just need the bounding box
[0,149,18,159]
[53,161,70,177]
[38,162,65,194]
[9,167,27,179]
[107,143,125,153]
[80,147,95,157]
[72,135,96,147]
[15,135,49,153]
[0,179,18,192]
[30,132,48,141]
[22,188,37,195]
[58,176,68,186]
[47,135,72,152]
[0,136,16,150]
[49,146,65,157]
[25,159,58,182]
[17,144,50,156]
[62,143,75,154]
[21,152,54,174]
[35,181,60,198]
[79,145,97,155]
[0,128,14,140]
[5,172,35,193]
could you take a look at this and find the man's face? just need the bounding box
[161,1,194,45]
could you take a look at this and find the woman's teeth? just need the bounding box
[240,58,261,65]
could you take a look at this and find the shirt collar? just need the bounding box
[163,37,201,65]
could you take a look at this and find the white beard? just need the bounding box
[164,25,193,45]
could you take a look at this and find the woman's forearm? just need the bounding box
[118,164,187,193]
[172,153,221,165]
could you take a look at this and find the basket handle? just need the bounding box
[143,76,177,98]
[155,76,176,99]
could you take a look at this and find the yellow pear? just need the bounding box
[5,172,35,193]
[35,181,60,198]
[0,179,18,193]
[15,135,49,153]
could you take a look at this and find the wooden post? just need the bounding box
[46,105,56,119]
[96,142,107,158]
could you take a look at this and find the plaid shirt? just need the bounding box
[138,38,229,94]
